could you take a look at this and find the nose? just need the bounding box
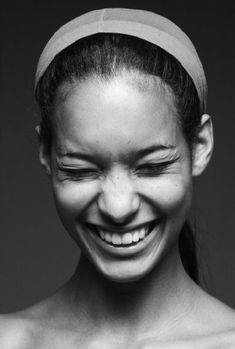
[97,169,140,224]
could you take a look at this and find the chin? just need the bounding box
[93,254,163,284]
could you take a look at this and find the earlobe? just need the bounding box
[35,125,51,176]
[192,114,214,177]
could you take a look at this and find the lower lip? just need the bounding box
[87,220,162,257]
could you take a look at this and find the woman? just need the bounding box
[0,8,235,348]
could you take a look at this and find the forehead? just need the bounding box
[52,75,181,158]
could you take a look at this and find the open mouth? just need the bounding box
[87,220,159,248]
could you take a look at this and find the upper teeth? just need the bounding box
[97,226,149,246]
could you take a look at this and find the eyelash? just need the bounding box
[59,168,101,181]
[58,159,177,181]
[134,160,176,177]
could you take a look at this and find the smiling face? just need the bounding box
[44,73,194,282]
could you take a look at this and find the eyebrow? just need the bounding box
[57,150,95,162]
[134,144,176,159]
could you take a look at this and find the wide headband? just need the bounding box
[35,8,207,113]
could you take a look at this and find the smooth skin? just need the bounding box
[0,73,235,348]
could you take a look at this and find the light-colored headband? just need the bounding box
[35,8,207,113]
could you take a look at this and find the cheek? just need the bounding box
[52,181,99,220]
[140,176,192,216]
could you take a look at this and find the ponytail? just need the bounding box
[179,221,199,284]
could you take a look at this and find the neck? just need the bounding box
[62,244,198,339]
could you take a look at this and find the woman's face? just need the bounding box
[48,74,193,282]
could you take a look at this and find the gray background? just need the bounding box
[1,0,235,312]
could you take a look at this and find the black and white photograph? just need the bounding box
[1,1,235,347]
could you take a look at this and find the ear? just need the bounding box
[192,114,214,177]
[35,125,51,176]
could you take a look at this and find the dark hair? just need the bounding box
[35,33,201,283]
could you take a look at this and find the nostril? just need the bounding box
[100,212,138,226]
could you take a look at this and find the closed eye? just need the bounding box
[58,167,101,181]
[134,160,178,177]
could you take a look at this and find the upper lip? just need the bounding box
[85,219,158,234]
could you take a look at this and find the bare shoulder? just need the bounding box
[0,287,78,349]
[206,300,235,347]
[181,328,235,349]
[209,328,235,347]
[0,292,65,349]
[196,287,235,329]
[185,286,235,347]
[0,312,39,349]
